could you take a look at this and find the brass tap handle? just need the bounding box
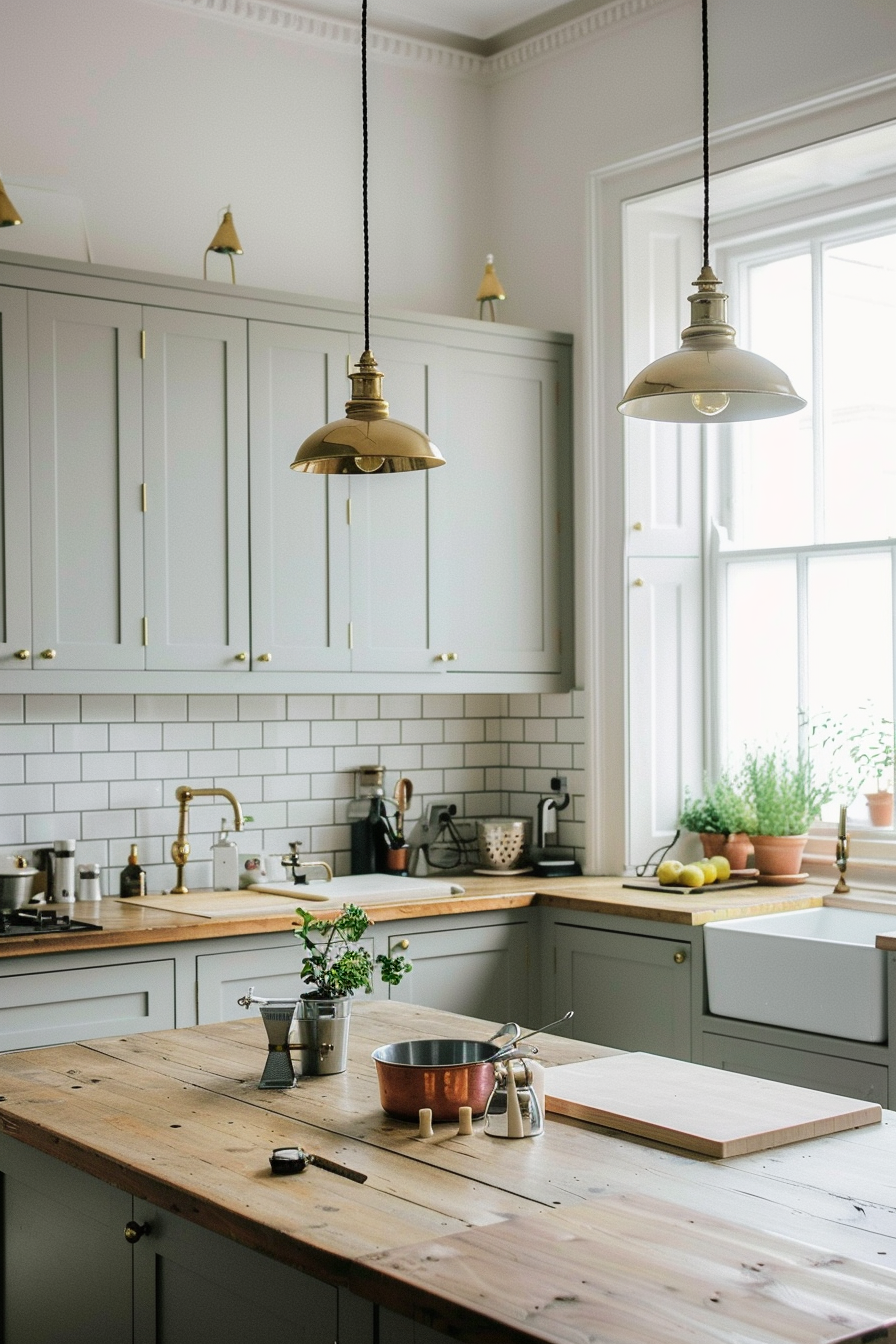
[14,649,29,660]
[40,648,56,659]
[124,1221,150,1244]
[172,784,244,894]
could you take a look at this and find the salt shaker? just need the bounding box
[54,840,76,903]
[77,863,102,901]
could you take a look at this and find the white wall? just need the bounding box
[0,0,490,315]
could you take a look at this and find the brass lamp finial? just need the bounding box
[476,254,505,320]
[0,176,22,228]
[203,207,243,283]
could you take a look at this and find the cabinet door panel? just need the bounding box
[249,321,351,671]
[0,959,175,1051]
[387,921,529,1023]
[702,1032,888,1104]
[0,287,30,665]
[349,336,445,672]
[432,348,561,672]
[29,291,145,669]
[144,308,249,670]
[555,924,691,1059]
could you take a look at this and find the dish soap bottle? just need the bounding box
[119,844,146,897]
[212,819,239,891]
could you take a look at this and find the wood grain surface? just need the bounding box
[544,1053,881,1157]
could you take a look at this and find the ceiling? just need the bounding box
[297,0,599,51]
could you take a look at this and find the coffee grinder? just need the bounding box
[347,765,391,875]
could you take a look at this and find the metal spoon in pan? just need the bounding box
[488,1010,574,1048]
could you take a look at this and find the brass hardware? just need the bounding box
[14,649,29,660]
[633,578,644,587]
[235,651,248,661]
[40,649,56,659]
[436,652,458,662]
[203,208,243,284]
[397,939,410,951]
[476,254,505,321]
[348,622,353,650]
[142,617,148,647]
[346,498,352,525]
[124,1221,149,1244]
[0,176,22,228]
[257,652,272,662]
[171,785,243,894]
[346,353,351,377]
[141,482,147,512]
[633,521,643,531]
[140,330,146,360]
[673,950,686,964]
[834,803,850,894]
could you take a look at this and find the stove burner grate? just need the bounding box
[0,908,103,937]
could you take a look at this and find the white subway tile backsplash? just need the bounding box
[335,694,377,720]
[445,719,484,744]
[540,692,574,718]
[81,752,136,782]
[0,724,54,754]
[0,696,23,723]
[288,799,335,828]
[310,772,354,800]
[264,774,310,803]
[110,723,162,753]
[165,722,216,751]
[380,694,420,720]
[380,744,422,772]
[424,693,463,719]
[540,743,573,770]
[55,723,108,753]
[189,749,239,777]
[0,756,24,784]
[312,824,351,851]
[401,719,443,745]
[0,816,24,844]
[239,694,286,721]
[137,750,188,780]
[55,781,109,812]
[82,695,134,722]
[422,743,464,770]
[465,742,501,767]
[311,720,356,747]
[557,718,585,743]
[0,782,52,814]
[26,753,79,783]
[464,694,506,717]
[239,748,286,776]
[262,721,310,748]
[288,747,334,774]
[287,695,332,720]
[136,695,187,722]
[26,694,80,723]
[358,719,399,745]
[26,812,80,843]
[110,779,164,810]
[508,693,539,718]
[333,745,384,772]
[189,695,238,722]
[525,718,556,743]
[509,743,539,768]
[444,768,484,793]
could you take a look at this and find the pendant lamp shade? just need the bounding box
[618,266,806,423]
[291,351,445,475]
[0,177,22,227]
[618,0,804,425]
[207,210,243,257]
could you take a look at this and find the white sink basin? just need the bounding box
[704,907,896,1043]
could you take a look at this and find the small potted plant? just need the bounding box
[293,904,411,1074]
[738,749,831,877]
[848,713,895,827]
[679,772,754,870]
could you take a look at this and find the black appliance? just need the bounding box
[0,909,103,938]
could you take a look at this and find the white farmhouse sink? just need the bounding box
[704,907,896,1043]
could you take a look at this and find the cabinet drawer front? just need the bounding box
[196,940,375,1024]
[387,921,529,1023]
[702,1032,888,1105]
[555,924,691,1060]
[0,959,175,1051]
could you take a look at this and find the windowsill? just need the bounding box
[806,824,896,895]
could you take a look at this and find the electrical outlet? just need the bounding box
[420,801,456,844]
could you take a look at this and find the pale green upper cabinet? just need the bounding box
[0,287,30,668]
[29,292,145,671]
[143,308,250,672]
[248,321,351,672]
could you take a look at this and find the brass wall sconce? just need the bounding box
[203,207,243,283]
[476,254,505,320]
[0,176,22,228]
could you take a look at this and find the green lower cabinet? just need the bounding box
[702,1032,888,1104]
[384,920,530,1025]
[554,923,691,1059]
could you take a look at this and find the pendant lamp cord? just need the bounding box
[362,0,370,353]
[701,0,710,269]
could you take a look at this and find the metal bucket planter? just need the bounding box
[296,994,352,1075]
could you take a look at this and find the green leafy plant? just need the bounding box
[679,772,753,836]
[847,708,895,792]
[739,749,831,836]
[294,904,411,998]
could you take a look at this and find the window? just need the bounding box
[716,220,896,829]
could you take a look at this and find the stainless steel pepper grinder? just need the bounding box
[484,1054,544,1138]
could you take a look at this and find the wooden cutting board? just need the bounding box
[544,1053,881,1157]
[117,892,302,918]
[622,875,757,893]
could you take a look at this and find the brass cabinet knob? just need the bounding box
[234,651,248,661]
[14,649,29,660]
[632,521,643,531]
[436,652,458,662]
[397,938,410,950]
[673,950,687,964]
[40,649,56,659]
[124,1220,150,1243]
[633,579,644,588]
[257,652,272,663]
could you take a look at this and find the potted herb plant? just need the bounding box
[293,904,411,1074]
[848,713,895,828]
[738,748,831,877]
[679,772,754,870]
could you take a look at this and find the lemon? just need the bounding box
[656,860,684,886]
[709,855,731,882]
[678,864,705,888]
[697,859,718,884]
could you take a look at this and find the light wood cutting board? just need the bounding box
[544,1052,881,1157]
[117,892,302,918]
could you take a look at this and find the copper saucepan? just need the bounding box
[372,1039,536,1122]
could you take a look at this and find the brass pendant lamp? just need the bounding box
[0,176,22,228]
[618,0,805,424]
[291,2,444,475]
[204,207,243,283]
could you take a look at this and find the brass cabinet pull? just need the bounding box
[397,938,410,950]
[14,649,29,660]
[633,578,644,588]
[40,649,56,659]
[234,651,248,661]
[257,652,272,662]
[632,521,643,531]
[436,652,458,662]
[124,1220,150,1244]
[673,950,687,964]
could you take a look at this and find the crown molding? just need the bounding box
[140,0,678,79]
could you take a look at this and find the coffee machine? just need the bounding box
[347,765,391,875]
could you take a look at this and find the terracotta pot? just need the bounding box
[865,791,894,828]
[699,833,726,859]
[721,833,752,871]
[748,834,808,877]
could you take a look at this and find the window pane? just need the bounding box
[725,559,798,754]
[824,232,896,542]
[729,254,814,549]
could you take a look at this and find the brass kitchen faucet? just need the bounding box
[171,786,243,894]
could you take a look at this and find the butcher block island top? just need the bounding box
[0,876,827,959]
[1,1001,896,1344]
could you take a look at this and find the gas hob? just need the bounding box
[0,908,103,937]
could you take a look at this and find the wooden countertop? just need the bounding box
[0,1001,894,1344]
[0,877,827,959]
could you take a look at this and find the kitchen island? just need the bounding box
[1,1000,895,1344]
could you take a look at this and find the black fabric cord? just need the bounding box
[702,0,710,269]
[362,0,370,353]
